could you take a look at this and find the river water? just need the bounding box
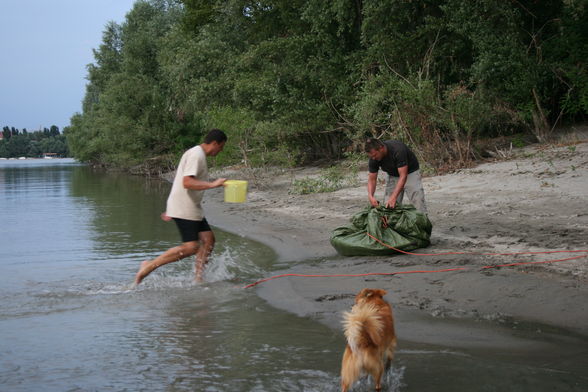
[1,159,587,392]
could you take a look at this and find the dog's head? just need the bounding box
[355,288,387,304]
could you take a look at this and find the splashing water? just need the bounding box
[343,366,405,392]
[204,247,267,282]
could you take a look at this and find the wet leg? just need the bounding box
[134,241,198,285]
[195,231,215,282]
[373,364,384,391]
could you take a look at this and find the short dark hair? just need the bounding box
[364,138,385,152]
[203,128,227,144]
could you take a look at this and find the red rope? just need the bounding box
[242,232,588,289]
[243,267,469,289]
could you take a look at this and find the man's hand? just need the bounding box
[369,196,380,207]
[385,198,397,209]
[367,172,379,208]
[183,176,226,190]
[211,178,227,188]
[160,212,172,221]
[385,165,407,209]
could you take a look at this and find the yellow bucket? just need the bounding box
[224,180,248,203]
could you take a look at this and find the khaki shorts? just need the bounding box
[384,170,428,214]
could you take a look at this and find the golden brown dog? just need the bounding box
[340,288,396,392]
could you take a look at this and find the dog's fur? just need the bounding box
[340,288,396,392]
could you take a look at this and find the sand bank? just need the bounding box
[205,134,588,345]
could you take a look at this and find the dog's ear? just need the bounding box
[374,289,387,297]
[357,288,387,301]
[363,288,379,298]
[356,288,371,301]
[361,288,384,298]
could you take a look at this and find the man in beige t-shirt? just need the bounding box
[135,129,227,285]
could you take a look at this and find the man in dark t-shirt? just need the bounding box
[365,138,427,214]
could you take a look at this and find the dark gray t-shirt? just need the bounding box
[368,140,420,177]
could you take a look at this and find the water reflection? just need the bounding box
[69,165,178,257]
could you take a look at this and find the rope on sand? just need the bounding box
[243,232,588,289]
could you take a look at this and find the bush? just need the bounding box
[289,165,359,195]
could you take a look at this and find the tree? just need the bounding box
[0,126,69,158]
[67,0,588,172]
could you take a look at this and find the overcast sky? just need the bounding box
[1,0,137,132]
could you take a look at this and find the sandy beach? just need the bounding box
[205,132,588,347]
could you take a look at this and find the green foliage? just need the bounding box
[66,0,588,174]
[511,134,527,148]
[0,126,69,158]
[545,1,588,117]
[200,106,257,166]
[289,165,359,195]
[68,0,185,170]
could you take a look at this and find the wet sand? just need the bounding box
[205,134,588,345]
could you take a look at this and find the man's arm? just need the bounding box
[367,172,379,207]
[182,175,226,190]
[386,165,408,208]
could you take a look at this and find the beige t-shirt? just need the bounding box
[166,145,208,220]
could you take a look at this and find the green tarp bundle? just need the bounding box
[330,205,433,256]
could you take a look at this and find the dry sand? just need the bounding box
[204,132,588,346]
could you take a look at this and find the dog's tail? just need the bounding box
[342,303,384,353]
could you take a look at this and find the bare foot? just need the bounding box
[134,260,151,285]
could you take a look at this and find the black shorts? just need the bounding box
[173,217,212,243]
